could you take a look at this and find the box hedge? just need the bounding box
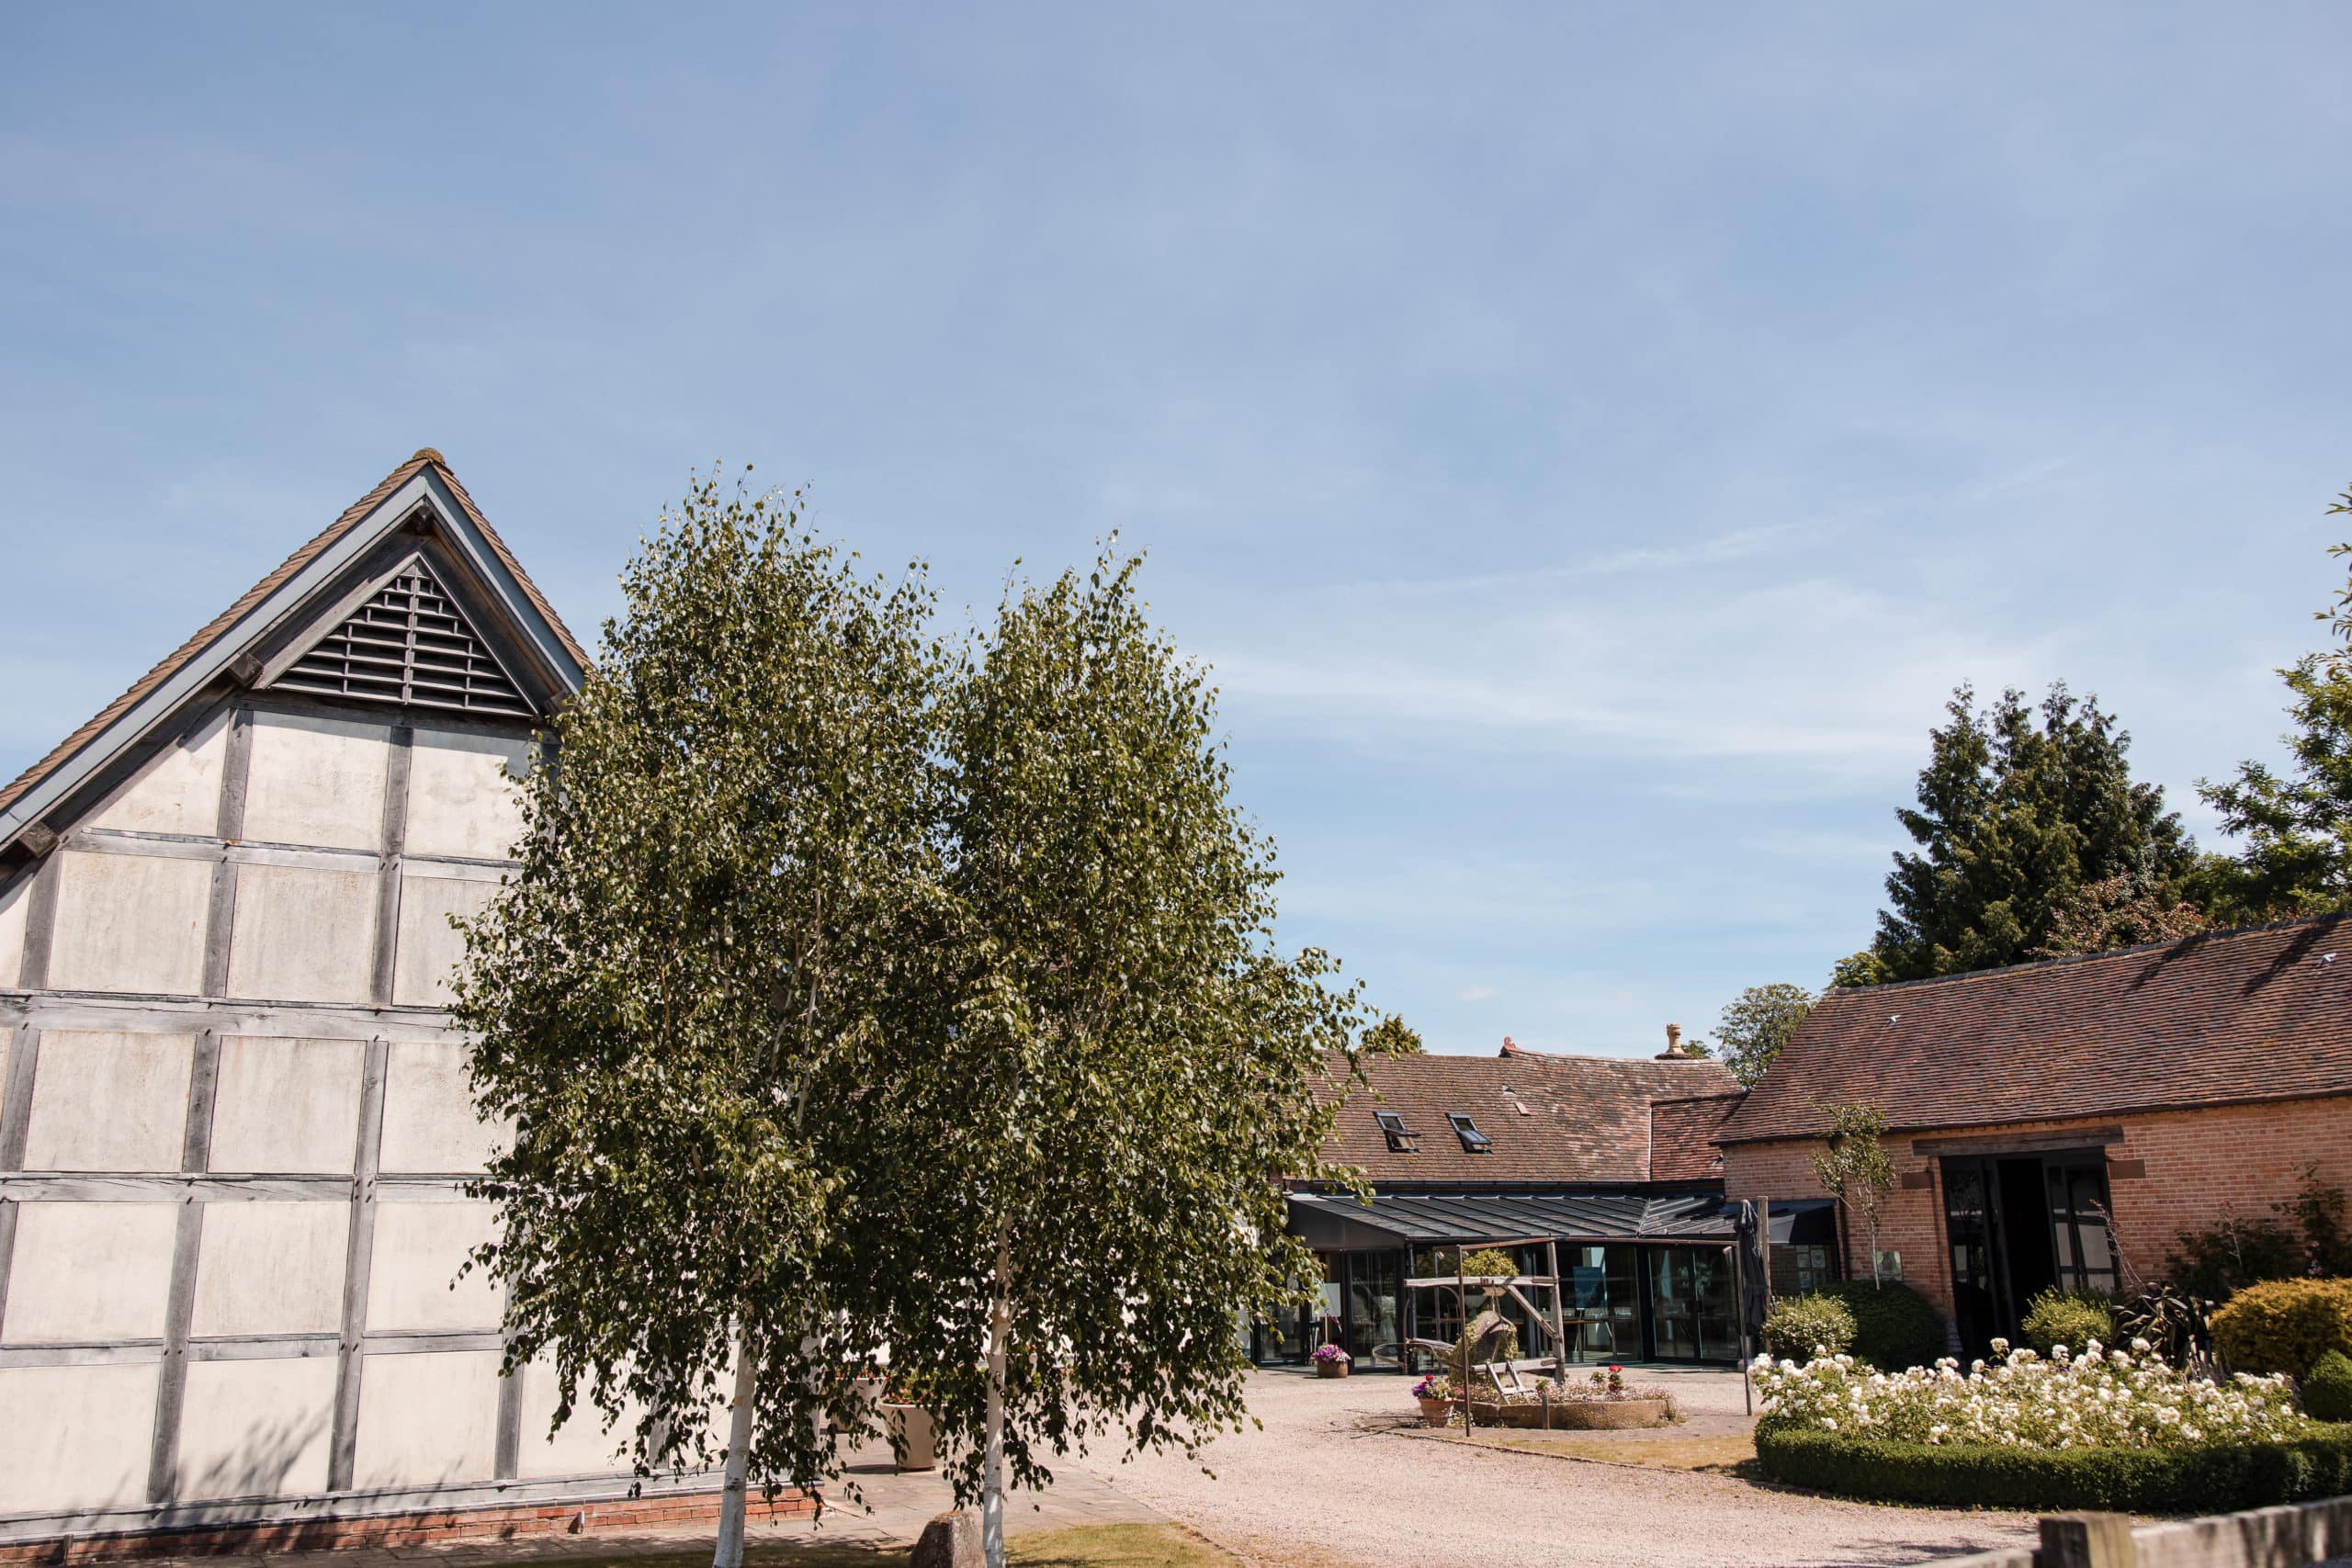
[2209,1279,2352,1376]
[1754,1422,2352,1514]
[2305,1350,2352,1422]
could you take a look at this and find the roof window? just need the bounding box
[1373,1110,1419,1153]
[1446,1112,1491,1154]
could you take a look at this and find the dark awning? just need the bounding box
[1284,1190,1836,1252]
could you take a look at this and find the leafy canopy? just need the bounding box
[1871,682,2189,980]
[830,553,1362,1547]
[454,473,948,1497]
[1362,1014,1425,1055]
[1711,983,1815,1087]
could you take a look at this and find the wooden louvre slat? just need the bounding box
[273,562,534,716]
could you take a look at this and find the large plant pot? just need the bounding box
[1416,1397,1452,1426]
[1466,1397,1669,1430]
[1316,1360,1350,1378]
[883,1404,938,1471]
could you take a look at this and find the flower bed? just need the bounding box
[1751,1337,2352,1511]
[1413,1364,1676,1430]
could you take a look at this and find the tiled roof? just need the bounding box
[1318,1048,1739,1186]
[0,450,589,819]
[1718,915,2352,1145]
[1648,1092,1743,1181]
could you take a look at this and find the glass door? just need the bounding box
[1650,1247,1738,1361]
[1345,1251,1403,1370]
[1561,1245,1639,1363]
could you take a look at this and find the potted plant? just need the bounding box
[1312,1343,1351,1379]
[1411,1372,1454,1424]
[880,1368,940,1472]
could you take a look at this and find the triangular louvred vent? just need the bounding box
[274,559,534,717]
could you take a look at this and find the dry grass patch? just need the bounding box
[1441,1430,1758,1473]
[530,1522,1234,1568]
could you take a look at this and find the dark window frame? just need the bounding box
[1445,1111,1491,1153]
[1373,1110,1419,1153]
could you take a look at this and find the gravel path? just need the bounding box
[1065,1369,2038,1568]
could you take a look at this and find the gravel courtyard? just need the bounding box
[1063,1369,2039,1568]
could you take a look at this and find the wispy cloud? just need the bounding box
[1455,985,1497,1002]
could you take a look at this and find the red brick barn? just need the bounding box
[1715,916,2352,1356]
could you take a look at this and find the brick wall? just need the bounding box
[1721,1095,2352,1325]
[0,1488,818,1565]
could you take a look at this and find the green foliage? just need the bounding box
[2022,1289,2118,1358]
[2196,510,2352,919]
[1810,1280,1949,1372]
[454,473,948,1493]
[2166,1166,2352,1299]
[1761,1294,1857,1361]
[1810,1103,1896,1286]
[1711,983,1815,1087]
[2033,873,2207,958]
[1460,1248,1519,1279]
[2210,1280,2352,1377]
[1452,1320,1521,1378]
[841,549,1363,1530]
[2304,1351,2352,1422]
[1361,1014,1425,1055]
[1871,682,2189,981]
[1755,1422,2352,1514]
[457,490,1360,1553]
[1827,949,1893,989]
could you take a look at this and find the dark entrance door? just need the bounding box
[1939,1152,2116,1358]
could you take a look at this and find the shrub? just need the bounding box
[2169,1167,2352,1298]
[1754,1342,2308,1450]
[1755,1423,2352,1514]
[1811,1280,1949,1371]
[2023,1289,2118,1358]
[2210,1279,2352,1376]
[1762,1294,1857,1362]
[2304,1351,2352,1422]
[1460,1247,1518,1279]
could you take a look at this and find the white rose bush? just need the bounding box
[1755,1338,2307,1450]
[1751,1337,2352,1512]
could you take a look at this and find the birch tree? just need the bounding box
[453,474,944,1568]
[849,555,1361,1568]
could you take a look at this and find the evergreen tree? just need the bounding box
[1871,682,2189,980]
[2195,503,2352,919]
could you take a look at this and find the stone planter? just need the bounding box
[884,1403,938,1471]
[1316,1359,1350,1378]
[1466,1397,1669,1430]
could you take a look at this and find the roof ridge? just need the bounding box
[1829,911,2352,998]
[0,449,589,824]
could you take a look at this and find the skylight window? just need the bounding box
[1374,1110,1419,1153]
[1447,1112,1491,1153]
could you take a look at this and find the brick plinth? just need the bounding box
[0,1489,818,1565]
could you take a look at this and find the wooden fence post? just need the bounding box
[2040,1512,2136,1568]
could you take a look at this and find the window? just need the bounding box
[1446,1112,1491,1153]
[1373,1111,1419,1153]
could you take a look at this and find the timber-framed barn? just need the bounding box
[0,453,721,1549]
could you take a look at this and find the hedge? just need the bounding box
[2210,1279,2352,1376]
[2307,1350,2352,1423]
[1809,1280,1949,1371]
[1754,1422,2352,1515]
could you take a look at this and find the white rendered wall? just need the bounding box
[0,684,638,1533]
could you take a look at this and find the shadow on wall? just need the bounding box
[181,1405,334,1506]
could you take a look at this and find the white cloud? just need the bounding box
[1455,985,1497,1002]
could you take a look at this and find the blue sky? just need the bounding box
[5,6,2349,1056]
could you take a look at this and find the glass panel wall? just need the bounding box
[2046,1163,2120,1296]
[1560,1245,1639,1362]
[1346,1251,1403,1369]
[1651,1247,1738,1361]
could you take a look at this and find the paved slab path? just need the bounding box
[1058,1367,2042,1568]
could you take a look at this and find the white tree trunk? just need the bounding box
[981,1241,1012,1568]
[713,1325,760,1568]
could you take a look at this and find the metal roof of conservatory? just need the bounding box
[1284,1190,1834,1253]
